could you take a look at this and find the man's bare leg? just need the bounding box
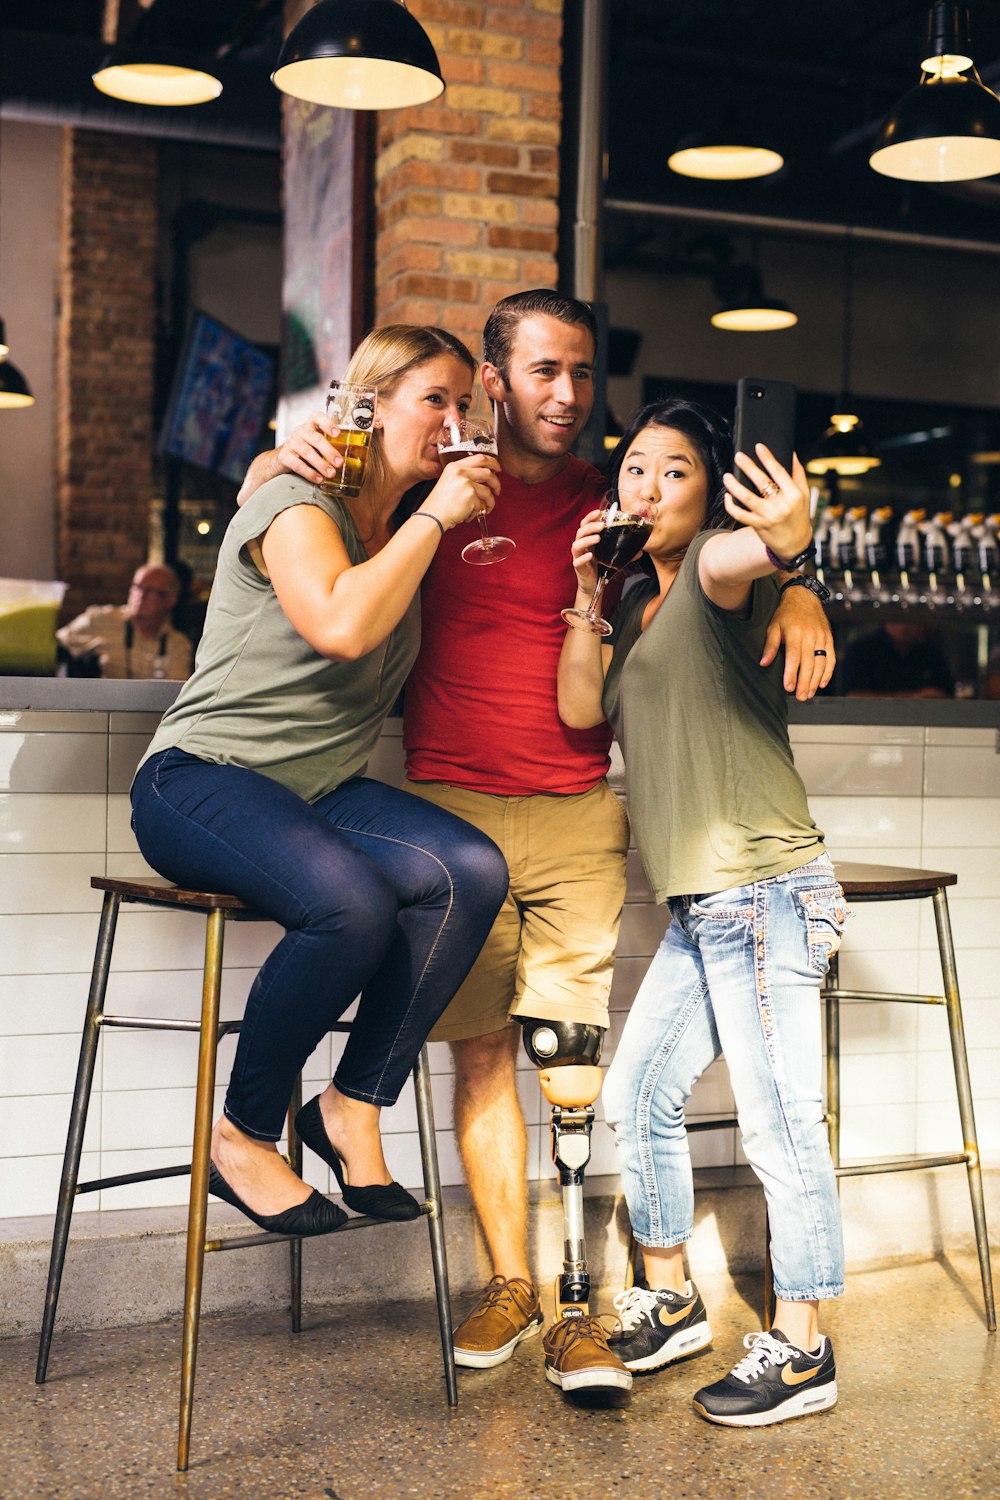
[452,1025,532,1282]
[449,1026,543,1368]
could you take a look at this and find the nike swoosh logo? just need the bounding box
[657,1305,692,1327]
[781,1363,821,1386]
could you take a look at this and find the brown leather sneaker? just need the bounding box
[543,1312,633,1393]
[453,1275,544,1369]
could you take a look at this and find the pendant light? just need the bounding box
[272,0,445,111]
[91,5,222,107]
[0,109,34,408]
[93,49,224,108]
[870,3,1000,182]
[0,354,35,409]
[807,234,880,478]
[710,264,797,332]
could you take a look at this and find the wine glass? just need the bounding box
[437,417,514,565]
[562,496,654,637]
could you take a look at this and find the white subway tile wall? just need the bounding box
[1,712,997,1218]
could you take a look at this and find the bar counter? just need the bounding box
[2,677,998,1273]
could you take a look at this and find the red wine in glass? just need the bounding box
[562,501,654,636]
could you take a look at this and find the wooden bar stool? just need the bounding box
[826,862,995,1331]
[35,875,458,1471]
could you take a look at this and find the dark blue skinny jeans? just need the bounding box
[131,749,508,1141]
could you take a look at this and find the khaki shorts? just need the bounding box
[404,779,629,1043]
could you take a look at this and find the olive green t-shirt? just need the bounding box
[139,475,420,804]
[601,530,824,900]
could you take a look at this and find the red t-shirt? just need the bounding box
[404,454,614,795]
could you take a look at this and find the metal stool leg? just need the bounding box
[178,908,227,1472]
[413,1045,458,1407]
[287,1073,303,1335]
[932,889,996,1331]
[36,891,121,1384]
[824,950,841,1176]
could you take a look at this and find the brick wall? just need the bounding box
[374,0,564,354]
[55,130,158,619]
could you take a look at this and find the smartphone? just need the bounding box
[732,377,797,493]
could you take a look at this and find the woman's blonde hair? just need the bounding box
[340,324,476,506]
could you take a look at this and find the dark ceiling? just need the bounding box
[3,0,1000,249]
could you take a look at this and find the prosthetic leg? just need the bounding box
[518,1017,606,1316]
[519,1016,632,1392]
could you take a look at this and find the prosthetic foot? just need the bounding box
[519,1018,632,1393]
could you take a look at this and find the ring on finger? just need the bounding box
[814,649,828,657]
[759,480,780,498]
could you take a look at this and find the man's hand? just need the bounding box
[236,412,339,507]
[276,413,342,486]
[762,584,835,700]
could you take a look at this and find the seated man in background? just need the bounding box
[842,620,954,699]
[57,562,193,680]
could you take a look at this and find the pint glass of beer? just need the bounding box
[321,381,378,499]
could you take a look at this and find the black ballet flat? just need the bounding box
[294,1095,422,1222]
[208,1161,347,1237]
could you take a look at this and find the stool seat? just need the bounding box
[832,862,957,897]
[91,874,261,913]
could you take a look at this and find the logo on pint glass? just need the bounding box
[351,397,375,430]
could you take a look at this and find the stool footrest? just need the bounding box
[77,1164,192,1194]
[825,989,945,1006]
[101,1015,242,1035]
[835,1152,968,1178]
[205,1200,432,1251]
[686,1116,738,1133]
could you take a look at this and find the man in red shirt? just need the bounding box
[239,290,833,1389]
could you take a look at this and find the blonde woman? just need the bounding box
[131,327,509,1236]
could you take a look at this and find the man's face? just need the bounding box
[128,566,177,626]
[482,313,595,468]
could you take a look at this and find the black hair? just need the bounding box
[482,289,598,382]
[606,396,735,534]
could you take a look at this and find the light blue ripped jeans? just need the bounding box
[603,852,850,1301]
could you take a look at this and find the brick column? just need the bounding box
[374,0,563,355]
[55,130,158,619]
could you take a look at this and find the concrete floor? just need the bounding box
[1,1252,996,1500]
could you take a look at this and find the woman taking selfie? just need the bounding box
[131,325,508,1237]
[558,397,848,1426]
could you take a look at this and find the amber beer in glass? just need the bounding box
[437,416,514,565]
[321,381,378,499]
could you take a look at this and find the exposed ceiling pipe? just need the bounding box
[604,195,1000,259]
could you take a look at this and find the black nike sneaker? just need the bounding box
[606,1282,712,1372]
[693,1327,837,1427]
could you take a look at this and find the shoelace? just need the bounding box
[611,1286,657,1332]
[475,1275,533,1316]
[546,1314,620,1354]
[729,1331,796,1384]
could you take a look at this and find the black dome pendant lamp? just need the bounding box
[272,0,445,111]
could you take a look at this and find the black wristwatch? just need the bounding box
[766,543,815,572]
[779,574,831,602]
